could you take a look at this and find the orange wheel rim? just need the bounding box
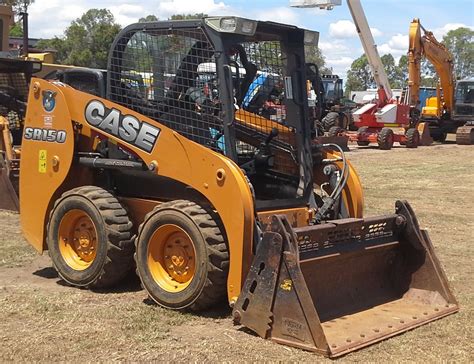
[147,224,196,293]
[58,209,98,271]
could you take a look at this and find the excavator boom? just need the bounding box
[408,19,455,117]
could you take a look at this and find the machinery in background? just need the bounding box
[408,18,473,144]
[19,16,457,358]
[454,79,474,144]
[293,0,432,150]
[319,74,355,132]
[0,57,41,211]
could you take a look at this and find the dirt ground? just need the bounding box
[1,142,473,362]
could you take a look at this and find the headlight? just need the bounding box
[205,17,257,36]
[304,30,320,46]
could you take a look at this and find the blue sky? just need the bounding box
[28,0,474,78]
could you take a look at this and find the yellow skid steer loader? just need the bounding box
[19,17,457,357]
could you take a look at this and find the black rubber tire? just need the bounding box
[405,128,420,148]
[135,200,229,311]
[322,112,340,131]
[328,125,344,137]
[47,186,134,288]
[356,126,370,146]
[377,128,394,150]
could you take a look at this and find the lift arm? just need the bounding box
[408,18,455,114]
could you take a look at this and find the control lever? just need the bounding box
[264,127,279,146]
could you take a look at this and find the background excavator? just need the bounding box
[18,16,457,357]
[408,18,474,145]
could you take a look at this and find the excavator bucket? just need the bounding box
[0,158,19,211]
[233,201,458,358]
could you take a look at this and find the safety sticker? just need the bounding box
[39,149,47,173]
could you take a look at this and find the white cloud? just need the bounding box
[378,33,408,58]
[319,41,348,53]
[432,23,474,39]
[27,0,234,38]
[253,7,299,25]
[329,20,382,39]
[156,0,230,19]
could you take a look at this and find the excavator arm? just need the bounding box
[408,19,455,118]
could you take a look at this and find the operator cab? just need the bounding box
[455,78,474,117]
[106,17,318,210]
[321,74,343,106]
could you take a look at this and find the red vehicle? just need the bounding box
[322,0,432,149]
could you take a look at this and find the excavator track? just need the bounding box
[456,124,474,145]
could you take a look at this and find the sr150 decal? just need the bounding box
[85,100,161,153]
[24,127,67,143]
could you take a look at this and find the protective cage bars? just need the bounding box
[108,26,222,150]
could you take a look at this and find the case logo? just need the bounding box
[42,90,57,112]
[85,100,160,153]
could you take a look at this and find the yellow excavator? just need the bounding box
[408,18,473,144]
[18,17,457,357]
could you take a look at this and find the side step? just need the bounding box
[232,201,458,357]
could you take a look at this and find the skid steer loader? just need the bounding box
[19,17,457,357]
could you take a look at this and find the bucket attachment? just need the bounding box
[417,122,433,146]
[233,201,458,358]
[0,156,19,211]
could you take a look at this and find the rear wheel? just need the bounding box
[377,128,394,150]
[405,128,420,148]
[135,200,229,311]
[328,126,345,137]
[47,186,134,288]
[322,112,340,131]
[356,126,370,146]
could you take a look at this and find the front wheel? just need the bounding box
[377,128,394,150]
[356,126,370,146]
[47,186,134,288]
[135,200,229,311]
[405,128,420,148]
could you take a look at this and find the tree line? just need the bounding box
[345,27,473,94]
[6,5,471,93]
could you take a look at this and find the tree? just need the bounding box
[305,45,330,74]
[9,22,22,36]
[169,13,207,20]
[37,9,121,68]
[381,54,399,88]
[139,15,158,23]
[397,55,408,81]
[442,27,474,79]
[345,54,373,93]
[1,0,34,12]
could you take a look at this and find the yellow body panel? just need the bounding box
[20,82,75,251]
[20,78,254,301]
[20,78,364,302]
